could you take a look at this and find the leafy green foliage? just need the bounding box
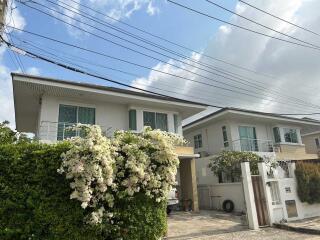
[208,150,261,181]
[0,142,167,239]
[0,121,31,145]
[295,162,320,204]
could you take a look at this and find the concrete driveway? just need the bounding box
[166,211,320,240]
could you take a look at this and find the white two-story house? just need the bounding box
[183,107,320,217]
[12,72,208,211]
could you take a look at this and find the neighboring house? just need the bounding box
[12,72,208,211]
[183,107,320,224]
[301,122,320,154]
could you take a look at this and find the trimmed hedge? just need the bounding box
[0,142,166,239]
[295,162,320,204]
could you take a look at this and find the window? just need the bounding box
[238,126,258,151]
[58,104,95,140]
[269,182,281,205]
[174,114,179,133]
[315,138,320,149]
[194,134,202,149]
[129,109,137,130]
[273,127,281,143]
[143,111,168,131]
[222,126,229,147]
[283,128,298,143]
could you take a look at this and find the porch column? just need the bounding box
[258,162,274,225]
[241,161,259,230]
[179,158,199,212]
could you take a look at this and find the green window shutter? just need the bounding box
[143,111,156,129]
[273,127,281,143]
[156,113,168,131]
[129,109,137,130]
[174,114,179,133]
[78,107,95,124]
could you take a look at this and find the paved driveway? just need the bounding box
[166,211,320,240]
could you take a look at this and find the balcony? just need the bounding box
[38,121,112,142]
[225,138,275,153]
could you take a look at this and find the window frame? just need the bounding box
[283,128,298,144]
[194,134,203,149]
[222,126,229,147]
[143,111,168,131]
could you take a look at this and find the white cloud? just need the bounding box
[26,67,41,76]
[0,2,41,128]
[147,1,160,16]
[131,0,320,121]
[52,0,161,36]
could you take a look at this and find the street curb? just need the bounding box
[273,223,320,235]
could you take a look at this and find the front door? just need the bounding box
[238,126,258,151]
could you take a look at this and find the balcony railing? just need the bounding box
[225,138,275,152]
[38,121,113,142]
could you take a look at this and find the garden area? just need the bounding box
[0,122,184,239]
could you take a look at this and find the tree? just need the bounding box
[0,121,31,145]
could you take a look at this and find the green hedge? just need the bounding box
[295,162,320,204]
[0,143,166,240]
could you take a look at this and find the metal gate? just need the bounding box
[251,176,269,227]
[198,186,211,210]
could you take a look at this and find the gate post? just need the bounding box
[258,162,273,225]
[241,161,259,230]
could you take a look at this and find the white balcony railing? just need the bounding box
[225,138,275,152]
[38,121,113,142]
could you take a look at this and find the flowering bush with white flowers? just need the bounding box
[58,125,184,230]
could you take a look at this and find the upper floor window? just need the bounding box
[283,128,298,143]
[315,138,320,149]
[222,126,229,147]
[194,134,202,149]
[174,114,179,133]
[143,111,168,131]
[58,104,95,140]
[273,127,281,143]
[129,109,137,130]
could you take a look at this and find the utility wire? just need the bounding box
[5,24,320,112]
[6,33,320,116]
[53,0,273,78]
[38,0,320,108]
[14,2,320,110]
[238,0,320,37]
[0,34,229,108]
[204,0,320,49]
[167,0,320,51]
[11,33,306,113]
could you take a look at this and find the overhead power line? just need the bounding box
[54,0,274,78]
[204,0,320,49]
[167,0,320,51]
[10,33,313,114]
[238,0,320,37]
[5,23,320,112]
[4,33,320,117]
[34,0,320,109]
[13,1,320,110]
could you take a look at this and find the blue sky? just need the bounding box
[2,0,320,126]
[3,0,236,85]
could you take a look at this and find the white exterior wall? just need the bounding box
[184,120,228,155]
[259,163,320,223]
[302,133,320,154]
[195,156,246,212]
[38,94,182,141]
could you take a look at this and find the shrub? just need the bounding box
[0,126,176,239]
[295,162,320,204]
